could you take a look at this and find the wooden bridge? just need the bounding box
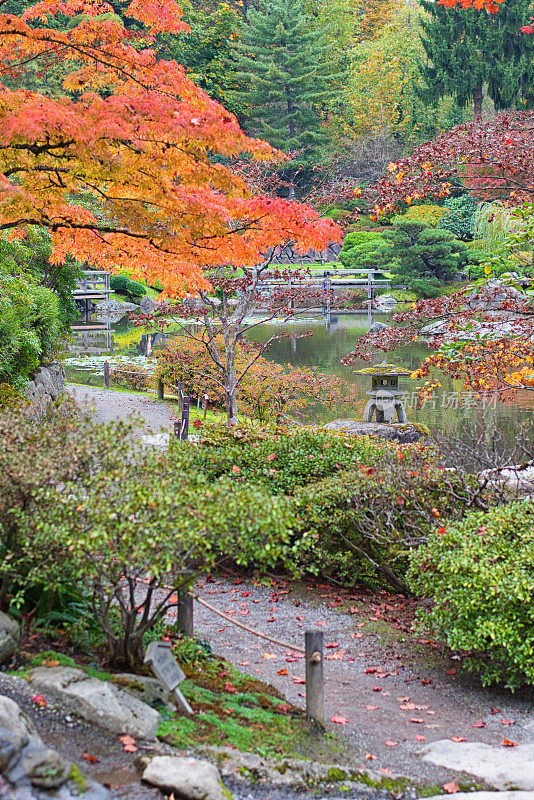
[259,268,391,301]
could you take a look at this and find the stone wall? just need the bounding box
[26,363,66,417]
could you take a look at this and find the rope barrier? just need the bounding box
[190,592,305,654]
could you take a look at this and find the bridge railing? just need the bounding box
[73,271,111,295]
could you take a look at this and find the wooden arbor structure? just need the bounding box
[355,362,411,424]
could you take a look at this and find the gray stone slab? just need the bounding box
[28,667,159,740]
[422,739,534,790]
[420,795,534,800]
[142,756,224,800]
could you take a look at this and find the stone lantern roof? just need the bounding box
[354,361,412,377]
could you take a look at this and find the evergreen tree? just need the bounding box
[230,0,341,186]
[418,0,534,119]
[383,222,480,297]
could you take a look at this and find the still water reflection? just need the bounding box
[68,312,534,442]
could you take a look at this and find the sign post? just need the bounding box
[144,641,193,717]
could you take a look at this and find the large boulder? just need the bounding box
[374,294,397,311]
[324,420,424,443]
[0,613,19,666]
[0,696,42,746]
[141,756,225,800]
[27,667,159,740]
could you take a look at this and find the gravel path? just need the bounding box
[67,384,178,436]
[183,576,534,788]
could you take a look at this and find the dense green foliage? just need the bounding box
[230,0,341,176]
[437,195,479,240]
[338,230,388,270]
[0,272,63,386]
[0,406,297,668]
[418,0,534,115]
[384,221,480,297]
[169,421,488,592]
[110,274,146,300]
[294,464,479,593]
[409,501,534,689]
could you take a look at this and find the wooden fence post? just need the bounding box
[177,381,184,411]
[103,360,110,389]
[176,591,194,637]
[305,630,324,725]
[180,396,190,440]
[158,378,164,400]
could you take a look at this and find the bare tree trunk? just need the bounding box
[474,84,483,120]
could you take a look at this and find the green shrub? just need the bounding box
[171,424,414,496]
[0,403,297,668]
[408,500,534,689]
[338,230,389,270]
[437,195,478,240]
[126,280,146,298]
[110,275,130,292]
[294,464,481,593]
[0,273,62,384]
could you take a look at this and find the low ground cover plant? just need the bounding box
[409,500,534,688]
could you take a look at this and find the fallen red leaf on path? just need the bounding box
[262,653,277,659]
[385,740,398,747]
[315,621,327,626]
[365,705,379,710]
[325,643,339,649]
[490,707,501,715]
[365,667,379,674]
[217,627,226,632]
[119,735,138,753]
[500,718,516,726]
[442,781,459,794]
[331,715,348,725]
[451,736,466,742]
[501,739,519,747]
[446,668,457,676]
[296,616,304,621]
[472,719,486,728]
[293,677,306,684]
[224,682,236,694]
[365,753,376,760]
[82,752,99,763]
[379,768,393,776]
[410,718,425,724]
[400,702,417,710]
[372,686,383,692]
[415,735,426,742]
[349,606,359,614]
[267,617,276,622]
[421,679,433,685]
[276,669,288,676]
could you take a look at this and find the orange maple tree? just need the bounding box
[0,0,340,295]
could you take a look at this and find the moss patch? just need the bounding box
[68,763,88,793]
[156,637,338,760]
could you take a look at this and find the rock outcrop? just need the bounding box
[324,420,425,443]
[0,613,19,666]
[0,695,116,799]
[26,364,65,417]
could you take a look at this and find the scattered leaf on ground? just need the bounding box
[472,719,486,728]
[415,735,426,742]
[365,753,376,760]
[410,718,425,724]
[442,781,459,794]
[501,740,519,747]
[331,715,348,725]
[119,735,137,753]
[276,669,288,676]
[385,740,398,747]
[365,705,379,710]
[262,653,277,660]
[451,736,466,742]
[82,753,99,763]
[500,718,516,726]
[293,677,306,684]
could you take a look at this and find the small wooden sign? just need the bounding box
[144,641,193,716]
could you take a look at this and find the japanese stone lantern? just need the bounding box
[355,362,411,424]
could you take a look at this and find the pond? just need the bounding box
[66,310,534,449]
